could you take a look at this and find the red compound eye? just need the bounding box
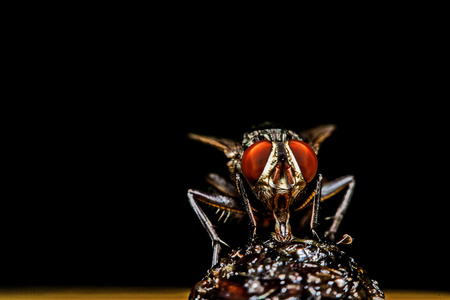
[241,140,273,183]
[288,140,318,183]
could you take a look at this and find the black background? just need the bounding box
[2,16,448,292]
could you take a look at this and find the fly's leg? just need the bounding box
[187,189,244,266]
[321,175,355,241]
[310,174,323,239]
[236,173,257,244]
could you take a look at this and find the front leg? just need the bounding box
[321,175,356,241]
[187,189,244,266]
[236,173,257,244]
[310,174,323,239]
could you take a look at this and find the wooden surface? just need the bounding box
[0,288,449,299]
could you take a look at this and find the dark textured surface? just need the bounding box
[190,238,384,299]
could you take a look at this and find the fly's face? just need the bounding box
[241,139,318,204]
[239,129,318,241]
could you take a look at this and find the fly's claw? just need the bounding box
[336,234,353,245]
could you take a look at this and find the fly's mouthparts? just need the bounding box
[273,193,289,209]
[274,215,293,242]
[273,193,293,242]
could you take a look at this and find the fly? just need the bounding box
[187,123,384,299]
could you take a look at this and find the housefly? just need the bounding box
[187,123,384,299]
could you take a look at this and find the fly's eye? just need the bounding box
[241,140,273,183]
[288,140,318,183]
